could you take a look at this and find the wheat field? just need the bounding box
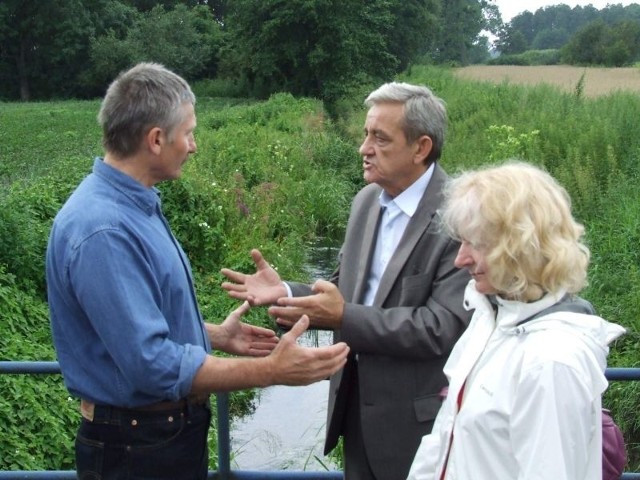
[454,65,640,97]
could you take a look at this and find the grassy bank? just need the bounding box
[403,65,640,469]
[0,93,361,471]
[2,65,640,471]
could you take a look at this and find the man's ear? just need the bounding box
[146,127,164,155]
[414,135,433,165]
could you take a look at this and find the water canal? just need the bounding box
[230,238,341,472]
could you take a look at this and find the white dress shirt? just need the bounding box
[362,164,434,306]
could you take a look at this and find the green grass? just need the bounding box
[401,66,640,469]
[0,92,359,471]
[2,65,640,471]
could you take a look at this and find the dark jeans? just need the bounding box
[75,402,211,480]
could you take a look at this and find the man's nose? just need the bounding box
[359,137,372,156]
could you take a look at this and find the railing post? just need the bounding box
[216,392,232,480]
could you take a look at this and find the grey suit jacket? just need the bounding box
[290,164,472,480]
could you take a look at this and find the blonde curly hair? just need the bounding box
[440,161,590,302]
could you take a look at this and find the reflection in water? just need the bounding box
[230,328,338,471]
[230,237,341,471]
[304,235,341,281]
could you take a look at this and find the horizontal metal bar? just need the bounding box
[3,471,636,480]
[4,470,639,480]
[4,362,640,380]
[0,473,75,479]
[606,368,640,381]
[0,361,60,374]
[2,361,639,479]
[0,471,342,479]
[222,472,342,479]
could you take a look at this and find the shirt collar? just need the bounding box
[92,157,161,215]
[379,163,435,217]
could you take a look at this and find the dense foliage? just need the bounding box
[2,66,640,473]
[0,0,497,102]
[497,3,640,66]
[0,93,360,472]
[1,1,639,103]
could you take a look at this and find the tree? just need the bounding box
[129,4,220,79]
[468,34,492,64]
[84,4,222,95]
[388,0,441,71]
[611,19,640,62]
[482,0,503,35]
[219,0,398,103]
[532,28,569,50]
[76,1,141,97]
[495,26,528,55]
[561,18,640,66]
[496,2,640,61]
[433,0,486,64]
[0,0,105,100]
[561,20,607,65]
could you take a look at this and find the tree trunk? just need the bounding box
[18,37,30,101]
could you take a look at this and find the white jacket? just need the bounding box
[407,281,626,480]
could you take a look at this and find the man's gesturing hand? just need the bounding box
[221,249,288,306]
[266,315,349,386]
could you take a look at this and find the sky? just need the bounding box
[492,0,637,22]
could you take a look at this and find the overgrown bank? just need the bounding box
[0,93,361,471]
[2,66,640,472]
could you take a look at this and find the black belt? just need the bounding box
[81,396,209,421]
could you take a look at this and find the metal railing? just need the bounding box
[1,361,639,479]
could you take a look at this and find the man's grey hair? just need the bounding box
[365,82,447,163]
[98,63,196,158]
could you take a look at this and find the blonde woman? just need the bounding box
[407,161,625,480]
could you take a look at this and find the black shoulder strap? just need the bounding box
[516,294,596,326]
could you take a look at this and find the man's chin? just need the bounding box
[363,172,375,185]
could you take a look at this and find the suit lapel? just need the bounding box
[373,164,447,306]
[352,201,385,304]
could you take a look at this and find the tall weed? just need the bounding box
[3,66,640,471]
[401,65,640,469]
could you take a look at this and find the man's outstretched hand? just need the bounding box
[269,280,344,330]
[208,301,279,356]
[221,249,288,306]
[267,315,349,386]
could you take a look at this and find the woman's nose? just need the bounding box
[454,242,472,269]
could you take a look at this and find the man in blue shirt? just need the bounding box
[46,62,349,480]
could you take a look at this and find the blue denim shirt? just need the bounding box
[46,158,209,407]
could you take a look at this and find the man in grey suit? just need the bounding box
[221,82,472,480]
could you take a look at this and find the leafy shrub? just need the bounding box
[0,264,76,470]
[489,49,561,66]
[4,67,640,472]
[192,78,247,99]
